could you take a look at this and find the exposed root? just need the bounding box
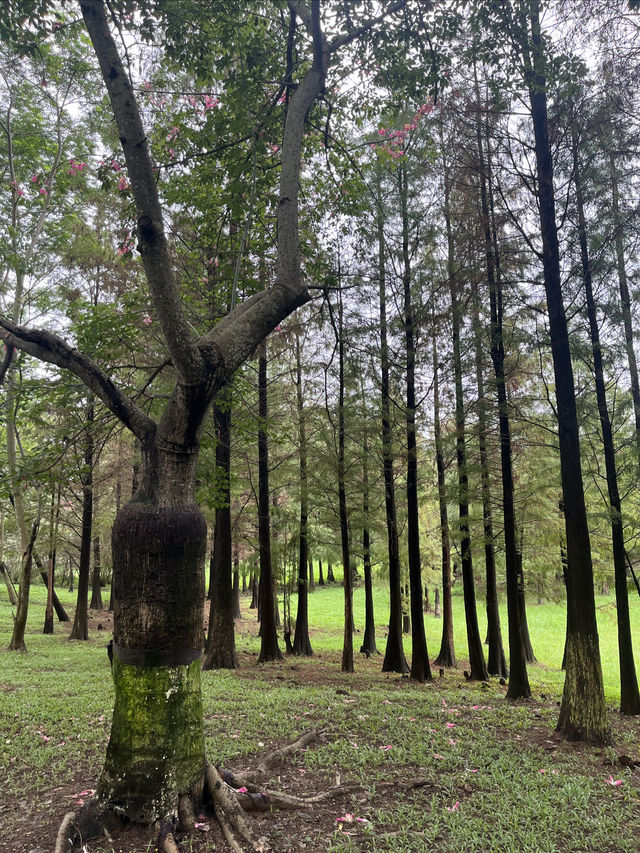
[206,763,270,852]
[241,728,322,779]
[54,811,77,853]
[178,792,196,832]
[217,771,364,811]
[158,822,180,853]
[214,803,250,853]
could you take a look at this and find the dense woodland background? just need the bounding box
[1,1,639,710]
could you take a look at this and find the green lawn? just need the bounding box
[0,580,639,852]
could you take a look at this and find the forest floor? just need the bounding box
[1,586,639,852]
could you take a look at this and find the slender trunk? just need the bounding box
[433,324,456,667]
[400,167,431,683]
[526,3,608,742]
[443,149,488,682]
[109,457,122,612]
[318,559,324,585]
[90,482,103,610]
[257,341,282,663]
[359,414,377,657]
[516,550,536,663]
[8,522,38,651]
[43,485,59,634]
[327,562,335,583]
[203,388,237,670]
[472,281,508,678]
[250,570,258,609]
[434,586,441,618]
[335,285,354,673]
[0,561,18,605]
[572,130,640,714]
[232,552,241,620]
[70,400,94,641]
[475,87,528,695]
[606,141,640,467]
[293,332,312,656]
[378,182,409,675]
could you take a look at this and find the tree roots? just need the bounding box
[56,728,363,852]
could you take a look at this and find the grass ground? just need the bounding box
[0,580,639,852]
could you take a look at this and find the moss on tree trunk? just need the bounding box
[98,656,205,822]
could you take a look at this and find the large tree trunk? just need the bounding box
[378,182,409,675]
[203,389,237,670]
[399,166,431,683]
[257,341,282,663]
[572,131,640,715]
[443,149,488,682]
[293,332,313,656]
[70,400,94,641]
[526,2,608,743]
[99,442,207,821]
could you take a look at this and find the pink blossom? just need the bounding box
[379,745,392,751]
[117,176,130,191]
[31,174,38,182]
[336,814,355,823]
[606,775,623,787]
[39,187,47,195]
[111,160,122,172]
[142,315,152,326]
[235,786,248,793]
[16,188,24,197]
[434,753,445,760]
[446,801,460,812]
[446,722,456,729]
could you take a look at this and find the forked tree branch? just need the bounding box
[79,0,205,384]
[0,318,156,443]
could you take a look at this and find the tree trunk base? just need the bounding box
[56,728,363,852]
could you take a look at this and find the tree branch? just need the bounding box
[0,318,156,444]
[79,0,205,383]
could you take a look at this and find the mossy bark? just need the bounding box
[557,632,609,744]
[98,657,205,822]
[100,496,208,820]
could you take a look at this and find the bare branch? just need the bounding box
[79,0,205,383]
[0,318,156,443]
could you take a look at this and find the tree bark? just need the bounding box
[43,485,60,634]
[526,1,608,742]
[471,281,507,678]
[432,322,456,668]
[203,388,237,670]
[70,400,94,641]
[8,522,38,651]
[475,85,529,696]
[90,482,103,610]
[293,332,313,656]
[334,283,354,674]
[400,166,431,683]
[378,181,409,676]
[443,147,488,682]
[257,341,282,663]
[359,408,377,657]
[572,129,640,714]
